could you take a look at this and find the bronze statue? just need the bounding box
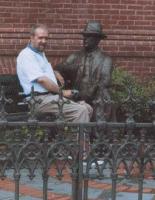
[56,21,113,121]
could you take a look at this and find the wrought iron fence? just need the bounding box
[0,85,155,200]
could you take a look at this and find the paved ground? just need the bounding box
[0,164,155,200]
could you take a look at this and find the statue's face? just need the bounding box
[83,35,100,51]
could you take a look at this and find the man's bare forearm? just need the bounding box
[37,76,60,93]
[37,76,72,98]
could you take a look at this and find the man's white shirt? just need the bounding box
[17,46,58,95]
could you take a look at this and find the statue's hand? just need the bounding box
[62,89,79,100]
[71,89,79,100]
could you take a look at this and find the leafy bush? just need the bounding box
[111,68,155,122]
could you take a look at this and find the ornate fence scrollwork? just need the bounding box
[0,85,155,200]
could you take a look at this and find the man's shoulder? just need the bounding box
[17,47,32,59]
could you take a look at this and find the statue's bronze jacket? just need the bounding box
[57,47,113,121]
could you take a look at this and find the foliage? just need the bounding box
[143,77,155,98]
[111,68,155,122]
[21,125,45,140]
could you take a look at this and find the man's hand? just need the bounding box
[62,89,79,100]
[54,70,65,86]
[62,90,72,98]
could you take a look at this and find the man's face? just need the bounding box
[83,35,100,51]
[31,28,48,52]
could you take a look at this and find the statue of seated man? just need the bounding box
[56,21,113,121]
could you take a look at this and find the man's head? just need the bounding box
[30,24,49,52]
[81,21,106,52]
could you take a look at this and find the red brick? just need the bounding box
[0,0,154,78]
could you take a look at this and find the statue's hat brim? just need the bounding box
[80,21,107,39]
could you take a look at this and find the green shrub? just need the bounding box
[111,68,155,122]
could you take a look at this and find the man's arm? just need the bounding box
[37,76,72,98]
[37,76,59,93]
[56,53,78,85]
[54,70,65,86]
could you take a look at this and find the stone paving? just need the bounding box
[0,166,155,200]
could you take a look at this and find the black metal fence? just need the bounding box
[0,86,155,200]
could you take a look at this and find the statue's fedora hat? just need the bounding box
[81,21,107,39]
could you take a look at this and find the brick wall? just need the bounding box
[0,0,155,80]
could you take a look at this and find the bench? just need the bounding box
[0,74,57,122]
[0,74,29,121]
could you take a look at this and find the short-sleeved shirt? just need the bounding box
[17,45,58,95]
